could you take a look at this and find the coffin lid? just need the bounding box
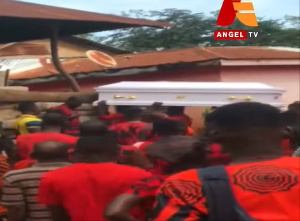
[95,81,284,93]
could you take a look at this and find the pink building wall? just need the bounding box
[27,66,221,92]
[220,65,300,106]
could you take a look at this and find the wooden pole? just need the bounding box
[50,28,81,92]
[0,90,97,103]
[0,70,9,86]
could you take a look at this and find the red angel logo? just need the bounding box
[216,0,258,27]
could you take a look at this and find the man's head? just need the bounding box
[65,96,82,110]
[79,120,109,136]
[115,106,132,114]
[141,112,166,123]
[167,106,185,117]
[122,107,144,121]
[281,110,300,149]
[205,102,283,158]
[288,101,300,113]
[31,141,70,162]
[42,112,66,131]
[146,136,208,174]
[152,119,187,137]
[74,133,118,163]
[17,102,39,115]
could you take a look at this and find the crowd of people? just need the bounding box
[0,97,299,221]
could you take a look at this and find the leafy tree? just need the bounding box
[97,9,300,51]
[76,33,106,42]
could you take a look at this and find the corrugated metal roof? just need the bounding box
[0,58,43,72]
[267,47,300,52]
[0,42,49,70]
[201,47,300,59]
[0,0,170,44]
[9,46,300,80]
[0,42,49,58]
[61,37,131,54]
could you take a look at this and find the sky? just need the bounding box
[18,0,299,19]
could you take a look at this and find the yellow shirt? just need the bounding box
[14,114,41,135]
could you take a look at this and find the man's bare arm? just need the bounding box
[104,194,142,221]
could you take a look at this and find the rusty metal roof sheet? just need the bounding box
[9,46,300,80]
[0,42,49,57]
[0,0,169,44]
[60,37,131,55]
[202,47,300,59]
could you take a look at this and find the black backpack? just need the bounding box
[197,166,256,221]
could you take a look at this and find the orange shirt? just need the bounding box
[153,157,300,221]
[38,163,151,221]
[16,133,78,160]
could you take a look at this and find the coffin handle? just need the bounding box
[177,95,186,99]
[228,96,237,100]
[228,96,252,101]
[127,95,137,100]
[244,96,252,101]
[114,95,125,99]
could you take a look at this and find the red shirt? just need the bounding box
[208,143,232,166]
[13,159,36,170]
[38,163,151,221]
[169,114,192,127]
[51,104,80,135]
[16,133,78,160]
[126,175,167,219]
[99,113,126,126]
[281,139,294,156]
[110,122,152,145]
[153,157,300,221]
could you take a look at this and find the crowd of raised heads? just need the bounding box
[0,97,299,221]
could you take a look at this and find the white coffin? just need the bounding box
[95,81,285,107]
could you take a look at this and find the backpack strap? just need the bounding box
[197,166,255,221]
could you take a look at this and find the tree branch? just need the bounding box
[50,28,81,92]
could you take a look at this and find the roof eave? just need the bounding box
[220,59,300,66]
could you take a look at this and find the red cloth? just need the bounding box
[16,133,78,160]
[169,114,192,127]
[99,113,126,126]
[207,143,232,166]
[13,159,36,170]
[51,104,79,135]
[110,122,152,145]
[281,139,294,156]
[38,163,151,221]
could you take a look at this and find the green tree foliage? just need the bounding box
[99,9,300,52]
